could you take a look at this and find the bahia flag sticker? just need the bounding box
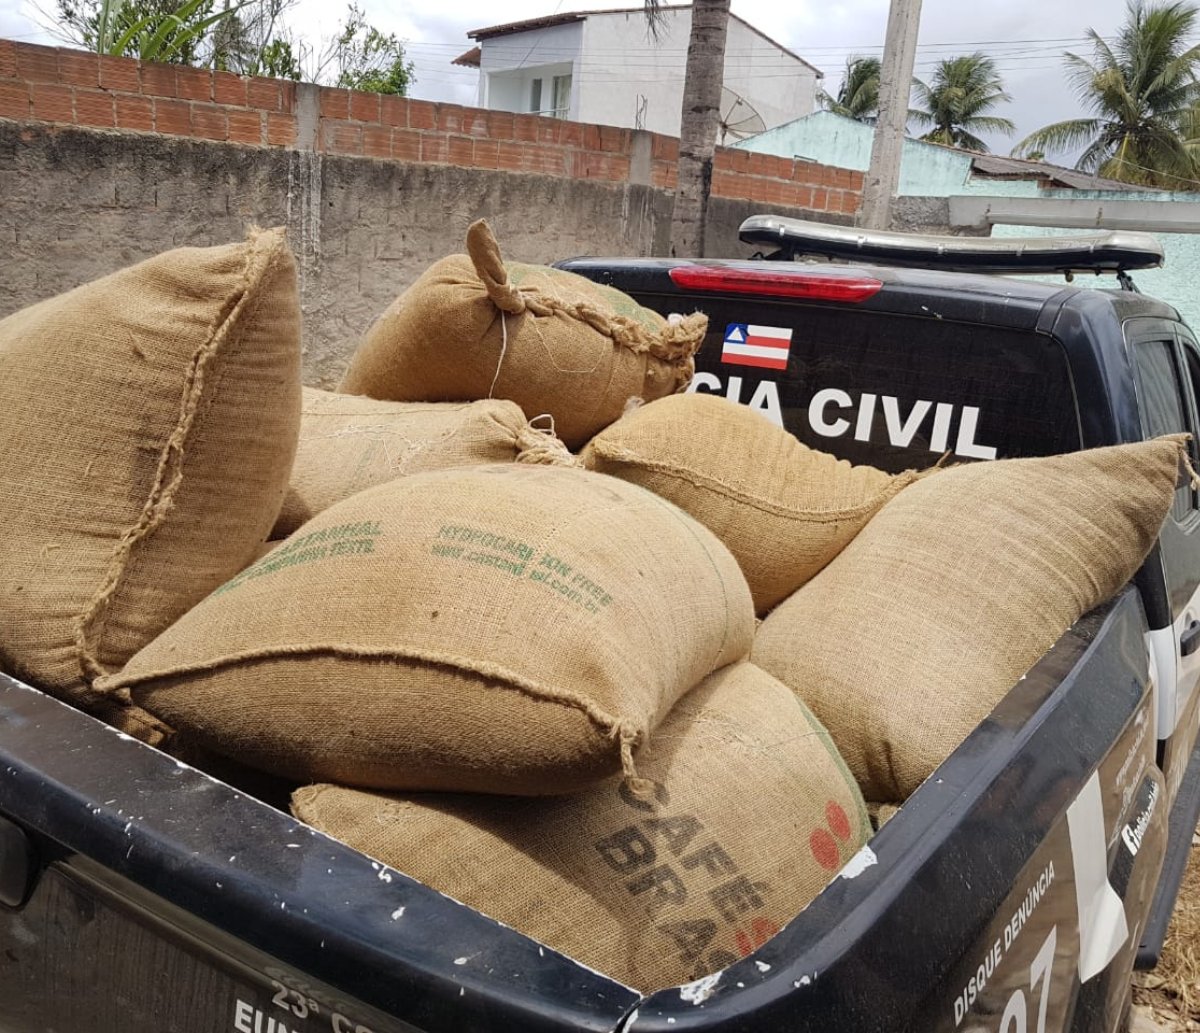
[722,323,793,370]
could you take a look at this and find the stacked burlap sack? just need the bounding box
[272,389,579,537]
[750,434,1187,804]
[0,225,878,994]
[339,219,708,449]
[581,391,1185,806]
[0,227,303,742]
[0,221,1186,992]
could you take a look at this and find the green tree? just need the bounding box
[321,3,413,96]
[57,0,236,64]
[820,55,881,123]
[209,0,301,79]
[1012,0,1200,187]
[52,0,414,95]
[910,52,1015,152]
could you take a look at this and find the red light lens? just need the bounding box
[668,265,883,302]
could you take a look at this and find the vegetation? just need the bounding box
[909,53,1015,152]
[324,4,413,96]
[57,0,235,64]
[1013,0,1200,186]
[52,0,414,94]
[820,55,881,124]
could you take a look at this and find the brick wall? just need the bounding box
[0,38,863,219]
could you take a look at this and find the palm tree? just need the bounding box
[644,0,731,258]
[820,55,881,124]
[909,53,1015,152]
[1012,0,1200,187]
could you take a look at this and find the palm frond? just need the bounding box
[1012,118,1104,157]
[641,0,667,41]
[963,114,1016,134]
[1022,0,1200,183]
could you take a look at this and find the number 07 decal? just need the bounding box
[1000,926,1057,1033]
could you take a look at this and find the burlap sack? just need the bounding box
[291,661,870,993]
[867,802,901,831]
[338,220,707,448]
[582,393,923,614]
[752,436,1187,803]
[101,465,754,793]
[0,229,301,730]
[273,388,577,537]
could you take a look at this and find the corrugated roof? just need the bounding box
[468,5,822,76]
[967,152,1155,192]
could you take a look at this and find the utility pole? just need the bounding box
[859,0,922,230]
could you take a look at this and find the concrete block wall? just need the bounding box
[0,37,864,384]
[0,38,863,216]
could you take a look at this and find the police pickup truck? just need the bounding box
[2,215,1199,1033]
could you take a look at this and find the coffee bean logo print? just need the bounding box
[809,800,853,871]
[734,916,781,958]
[826,800,851,840]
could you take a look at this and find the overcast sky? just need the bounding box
[0,0,1153,159]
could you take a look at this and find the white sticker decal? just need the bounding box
[1066,772,1129,982]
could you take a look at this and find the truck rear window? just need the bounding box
[688,305,1081,474]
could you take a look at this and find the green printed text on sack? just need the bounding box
[214,521,384,595]
[431,524,614,613]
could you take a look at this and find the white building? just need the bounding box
[453,5,822,140]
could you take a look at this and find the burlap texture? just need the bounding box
[273,388,577,537]
[290,661,870,993]
[337,220,707,448]
[752,436,1187,803]
[102,465,754,793]
[867,802,901,831]
[0,228,301,722]
[582,392,922,614]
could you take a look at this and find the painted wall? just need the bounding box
[992,195,1200,335]
[575,9,684,136]
[735,110,1050,196]
[721,16,818,137]
[482,10,818,137]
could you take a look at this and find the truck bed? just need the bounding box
[0,588,1170,1033]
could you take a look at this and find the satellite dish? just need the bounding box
[718,87,767,144]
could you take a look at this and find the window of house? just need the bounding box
[551,74,572,119]
[529,78,543,114]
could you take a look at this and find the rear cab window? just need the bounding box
[688,304,1082,474]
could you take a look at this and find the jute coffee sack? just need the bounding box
[338,220,707,448]
[273,388,578,537]
[291,661,870,993]
[752,436,1188,803]
[0,229,301,731]
[103,464,754,793]
[582,392,923,614]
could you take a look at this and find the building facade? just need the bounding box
[456,6,822,139]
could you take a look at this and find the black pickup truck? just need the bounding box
[2,215,1199,1033]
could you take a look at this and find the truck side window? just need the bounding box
[1177,335,1200,498]
[1133,339,1193,521]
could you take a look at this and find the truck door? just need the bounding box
[1127,323,1200,802]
